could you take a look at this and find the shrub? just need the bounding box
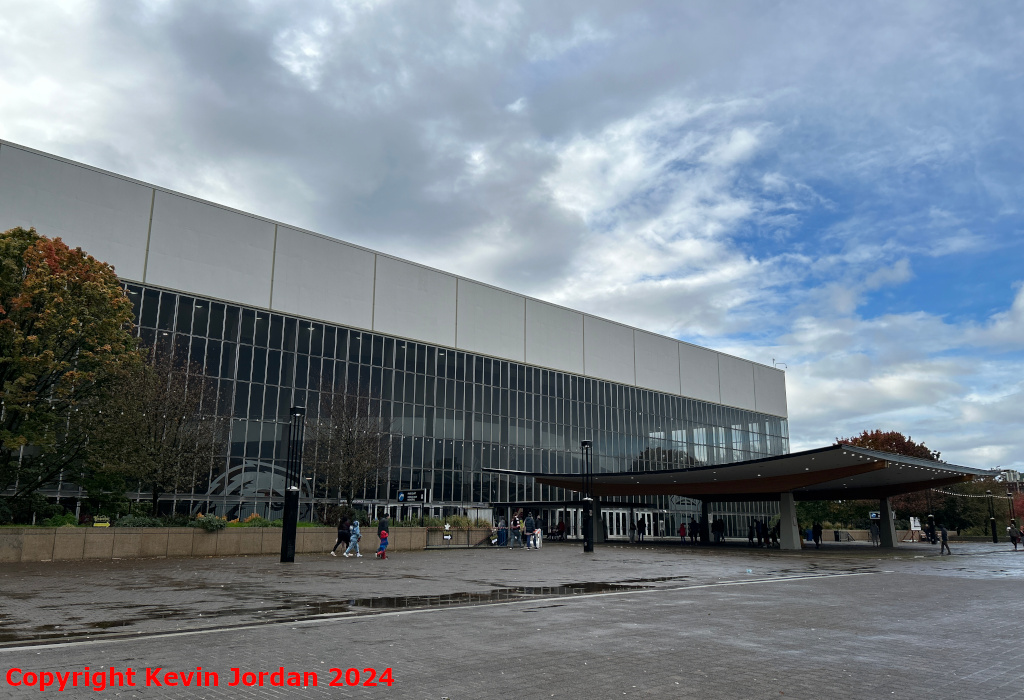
[41,512,79,527]
[114,514,163,528]
[229,513,271,528]
[189,514,227,532]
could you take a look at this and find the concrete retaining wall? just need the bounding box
[0,527,428,563]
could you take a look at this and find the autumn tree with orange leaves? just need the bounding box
[0,227,139,507]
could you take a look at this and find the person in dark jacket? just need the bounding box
[524,512,536,549]
[331,517,351,556]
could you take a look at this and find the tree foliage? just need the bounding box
[307,385,392,508]
[836,429,940,461]
[91,353,226,514]
[0,227,138,502]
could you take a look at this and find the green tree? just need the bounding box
[91,353,226,515]
[0,227,139,508]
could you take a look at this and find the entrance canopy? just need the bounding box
[521,445,996,501]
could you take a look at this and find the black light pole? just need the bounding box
[987,490,998,544]
[280,406,306,563]
[1009,491,1016,526]
[581,440,593,553]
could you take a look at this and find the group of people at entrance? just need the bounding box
[496,511,546,549]
[330,515,390,559]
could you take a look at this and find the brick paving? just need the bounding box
[1,541,1022,699]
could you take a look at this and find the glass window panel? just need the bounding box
[224,305,240,342]
[220,342,236,379]
[208,303,225,340]
[295,354,308,390]
[323,326,336,358]
[141,289,159,327]
[233,382,249,418]
[239,309,256,345]
[236,345,253,382]
[251,347,267,385]
[310,323,324,356]
[157,292,176,331]
[254,312,269,347]
[283,317,297,352]
[265,349,281,386]
[206,340,222,378]
[192,299,210,337]
[371,335,384,367]
[175,297,194,335]
[189,337,206,369]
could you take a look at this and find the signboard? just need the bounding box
[909,517,921,530]
[397,489,428,504]
[869,511,880,520]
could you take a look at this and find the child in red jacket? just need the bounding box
[375,530,389,559]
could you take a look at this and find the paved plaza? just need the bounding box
[1,540,1022,699]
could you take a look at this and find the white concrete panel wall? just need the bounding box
[0,142,789,416]
[678,343,722,404]
[718,354,756,411]
[753,364,788,418]
[0,144,152,281]
[582,316,636,386]
[634,330,682,395]
[455,280,525,362]
[373,256,457,347]
[146,191,275,308]
[524,300,584,374]
[271,227,375,331]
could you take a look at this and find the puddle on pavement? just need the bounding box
[0,581,651,646]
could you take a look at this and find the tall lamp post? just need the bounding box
[987,490,998,544]
[280,406,306,563]
[581,440,593,553]
[1008,491,1016,526]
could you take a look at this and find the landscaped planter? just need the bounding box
[0,527,429,562]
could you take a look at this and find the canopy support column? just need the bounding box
[779,492,801,551]
[879,496,897,548]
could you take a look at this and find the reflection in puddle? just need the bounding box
[0,581,650,646]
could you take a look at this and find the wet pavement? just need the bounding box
[1,540,1022,698]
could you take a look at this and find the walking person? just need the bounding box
[1009,520,1020,551]
[629,518,636,544]
[375,526,389,559]
[636,516,645,544]
[939,523,951,555]
[689,517,699,544]
[343,520,362,557]
[330,516,351,556]
[812,521,823,549]
[535,514,545,549]
[524,512,536,549]
[869,522,880,547]
[678,521,687,545]
[510,511,522,549]
[747,521,755,547]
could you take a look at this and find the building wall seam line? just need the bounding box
[142,188,156,283]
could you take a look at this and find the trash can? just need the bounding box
[805,529,813,542]
[833,530,840,542]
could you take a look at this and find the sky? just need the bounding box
[1,1,1021,468]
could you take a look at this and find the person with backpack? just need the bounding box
[330,516,351,556]
[1009,520,1020,551]
[343,520,362,557]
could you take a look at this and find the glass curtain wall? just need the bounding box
[117,283,789,521]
